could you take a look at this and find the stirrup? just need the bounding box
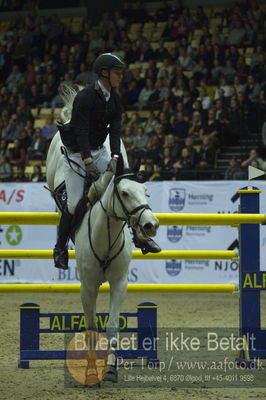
[53,246,69,270]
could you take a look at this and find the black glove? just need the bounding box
[85,161,100,181]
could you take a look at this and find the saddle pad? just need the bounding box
[54,182,88,238]
[54,181,68,213]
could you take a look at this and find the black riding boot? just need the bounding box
[132,229,161,255]
[53,209,73,270]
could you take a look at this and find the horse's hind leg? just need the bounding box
[103,275,128,383]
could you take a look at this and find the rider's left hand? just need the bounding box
[107,158,118,173]
[85,161,100,181]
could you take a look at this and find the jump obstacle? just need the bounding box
[18,301,158,369]
[0,187,266,366]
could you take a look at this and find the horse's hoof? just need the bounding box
[86,382,101,389]
[103,373,118,383]
[103,366,118,383]
[85,372,100,387]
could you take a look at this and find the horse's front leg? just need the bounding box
[80,278,101,386]
[104,274,128,383]
[80,280,99,331]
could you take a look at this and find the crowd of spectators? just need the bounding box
[1,0,266,182]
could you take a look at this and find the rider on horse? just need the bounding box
[53,52,161,270]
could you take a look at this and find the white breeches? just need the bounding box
[63,147,111,215]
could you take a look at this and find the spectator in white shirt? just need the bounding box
[178,47,193,70]
[214,76,231,100]
[137,78,156,109]
[244,75,261,103]
[197,87,212,110]
[233,75,245,94]
[133,127,149,155]
[227,20,246,46]
[157,58,174,80]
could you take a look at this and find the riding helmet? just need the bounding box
[93,53,126,74]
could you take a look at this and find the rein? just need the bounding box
[87,173,150,271]
[61,146,88,180]
[88,203,126,271]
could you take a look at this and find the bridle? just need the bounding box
[95,172,151,227]
[112,173,151,228]
[88,173,151,271]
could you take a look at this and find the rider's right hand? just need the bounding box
[85,161,100,181]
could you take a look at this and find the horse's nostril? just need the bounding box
[144,223,153,231]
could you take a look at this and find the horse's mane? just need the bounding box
[59,84,85,123]
[87,170,114,206]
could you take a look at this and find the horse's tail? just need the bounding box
[58,84,83,123]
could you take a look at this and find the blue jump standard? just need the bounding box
[238,187,266,364]
[19,302,159,369]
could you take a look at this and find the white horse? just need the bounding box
[46,85,159,384]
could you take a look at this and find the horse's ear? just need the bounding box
[115,154,124,177]
[133,157,141,173]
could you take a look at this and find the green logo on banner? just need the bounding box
[6,225,23,246]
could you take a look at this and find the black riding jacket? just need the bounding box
[68,81,122,159]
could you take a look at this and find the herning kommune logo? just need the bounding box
[168,189,186,212]
[165,260,182,276]
[167,226,183,242]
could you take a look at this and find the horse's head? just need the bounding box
[112,156,159,239]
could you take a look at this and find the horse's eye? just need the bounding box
[121,191,128,197]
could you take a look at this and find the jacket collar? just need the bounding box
[94,81,112,102]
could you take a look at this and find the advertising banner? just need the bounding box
[1,180,266,284]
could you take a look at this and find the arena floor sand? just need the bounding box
[1,292,266,400]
